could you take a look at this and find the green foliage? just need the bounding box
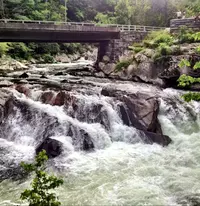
[60,43,82,54]
[178,59,191,68]
[95,12,116,24]
[157,43,172,56]
[177,74,200,87]
[193,62,200,70]
[133,46,144,53]
[193,32,200,42]
[7,43,32,60]
[0,43,9,57]
[145,30,174,48]
[177,27,195,44]
[182,92,200,102]
[20,150,63,206]
[195,47,200,54]
[43,54,54,63]
[34,44,60,55]
[115,59,132,72]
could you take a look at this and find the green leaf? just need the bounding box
[193,62,200,70]
[178,59,191,68]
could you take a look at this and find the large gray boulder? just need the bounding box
[101,87,171,146]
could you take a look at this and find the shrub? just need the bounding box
[7,43,32,60]
[0,43,8,57]
[20,150,63,206]
[157,43,172,56]
[60,43,82,54]
[43,54,54,63]
[34,43,60,55]
[177,74,200,87]
[145,30,174,48]
[182,92,200,102]
[177,27,195,43]
[115,59,132,72]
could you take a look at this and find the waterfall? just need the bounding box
[0,72,200,205]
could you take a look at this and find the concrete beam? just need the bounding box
[0,23,120,43]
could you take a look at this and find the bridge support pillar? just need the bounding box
[96,31,148,71]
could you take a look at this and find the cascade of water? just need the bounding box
[1,83,200,205]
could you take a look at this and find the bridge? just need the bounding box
[0,19,165,64]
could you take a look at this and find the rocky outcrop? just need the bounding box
[0,89,13,124]
[101,87,171,146]
[0,57,28,72]
[36,137,63,158]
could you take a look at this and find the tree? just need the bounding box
[20,150,63,206]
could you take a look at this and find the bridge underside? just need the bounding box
[0,30,119,43]
[0,23,120,43]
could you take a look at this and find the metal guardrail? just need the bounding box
[0,19,166,32]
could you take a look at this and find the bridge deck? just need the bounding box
[0,19,165,43]
[0,20,120,43]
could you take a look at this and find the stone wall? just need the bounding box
[96,31,147,73]
[98,31,147,63]
[170,18,200,32]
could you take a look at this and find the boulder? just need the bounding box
[54,91,66,106]
[0,89,13,124]
[40,91,55,105]
[15,84,30,96]
[36,137,63,158]
[101,87,170,146]
[140,130,172,146]
[136,61,157,83]
[135,52,149,63]
[19,72,29,78]
[102,55,110,63]
[103,63,116,75]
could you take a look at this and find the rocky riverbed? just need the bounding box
[0,60,200,205]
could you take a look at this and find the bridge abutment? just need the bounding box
[96,31,148,73]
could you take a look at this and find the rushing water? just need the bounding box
[0,63,200,206]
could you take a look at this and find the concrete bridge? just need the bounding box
[0,19,165,63]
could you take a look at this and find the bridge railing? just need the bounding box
[0,19,166,32]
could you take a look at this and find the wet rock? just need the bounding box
[0,89,13,123]
[55,71,64,76]
[36,137,63,158]
[81,130,94,151]
[140,130,172,146]
[40,74,48,79]
[54,91,66,106]
[15,84,30,96]
[19,72,29,78]
[40,91,55,105]
[94,71,105,78]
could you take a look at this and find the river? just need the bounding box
[0,61,200,206]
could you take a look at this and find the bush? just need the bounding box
[145,30,174,48]
[20,150,63,206]
[60,43,82,54]
[7,43,32,60]
[182,92,200,102]
[34,43,60,55]
[177,27,195,43]
[43,54,54,63]
[0,43,8,57]
[177,74,200,87]
[115,59,132,72]
[157,43,172,56]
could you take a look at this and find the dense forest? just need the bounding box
[1,0,200,27]
[0,0,200,62]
